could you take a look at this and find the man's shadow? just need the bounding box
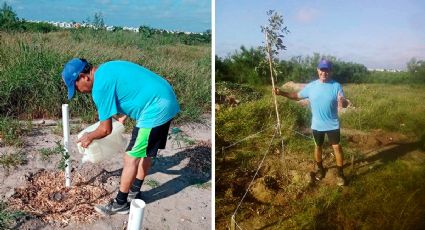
[134,145,211,204]
[343,141,424,181]
[82,145,211,203]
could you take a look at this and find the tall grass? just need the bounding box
[0,30,210,123]
[341,84,425,137]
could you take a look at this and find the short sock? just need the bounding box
[130,178,144,193]
[316,161,324,170]
[337,166,344,176]
[116,190,128,205]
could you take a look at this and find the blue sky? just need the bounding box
[216,0,425,70]
[4,0,211,32]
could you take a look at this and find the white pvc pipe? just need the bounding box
[61,104,71,187]
[127,199,146,230]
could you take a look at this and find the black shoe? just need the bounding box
[94,199,130,215]
[315,168,325,181]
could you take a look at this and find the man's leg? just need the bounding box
[314,145,323,163]
[312,130,325,180]
[94,126,146,216]
[329,129,346,186]
[94,154,138,215]
[129,156,152,194]
[136,156,152,180]
[129,120,171,199]
[119,154,141,193]
[332,144,344,168]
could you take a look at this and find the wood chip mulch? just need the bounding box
[8,170,111,227]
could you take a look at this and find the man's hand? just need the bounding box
[117,115,127,124]
[338,92,348,108]
[78,133,93,148]
[273,88,299,100]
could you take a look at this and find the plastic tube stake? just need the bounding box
[127,199,146,230]
[62,104,71,187]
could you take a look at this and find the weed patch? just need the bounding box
[145,179,160,188]
[0,201,25,229]
[0,150,26,175]
[0,117,31,147]
[37,141,68,171]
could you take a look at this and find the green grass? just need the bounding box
[51,121,82,136]
[0,117,32,147]
[170,130,196,148]
[38,141,69,171]
[193,181,211,189]
[38,141,64,161]
[341,84,425,137]
[0,29,210,124]
[145,179,160,188]
[0,201,25,229]
[276,158,425,229]
[0,149,26,174]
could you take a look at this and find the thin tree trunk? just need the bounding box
[264,32,284,159]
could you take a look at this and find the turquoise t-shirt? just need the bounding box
[298,79,344,131]
[92,60,179,128]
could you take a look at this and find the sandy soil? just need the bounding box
[0,117,211,230]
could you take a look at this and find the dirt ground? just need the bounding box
[0,117,211,230]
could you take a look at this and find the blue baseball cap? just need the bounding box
[61,58,87,100]
[317,59,332,70]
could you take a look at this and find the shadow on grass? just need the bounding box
[141,145,211,204]
[323,141,423,174]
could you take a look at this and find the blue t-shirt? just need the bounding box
[92,60,180,128]
[297,79,344,131]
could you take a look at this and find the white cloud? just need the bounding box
[295,7,319,24]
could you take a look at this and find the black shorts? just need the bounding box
[312,129,340,146]
[125,120,172,158]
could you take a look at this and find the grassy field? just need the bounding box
[0,29,210,148]
[0,29,210,121]
[216,82,425,229]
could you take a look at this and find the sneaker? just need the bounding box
[315,168,326,181]
[94,199,130,215]
[336,175,346,186]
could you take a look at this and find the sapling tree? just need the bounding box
[260,10,289,158]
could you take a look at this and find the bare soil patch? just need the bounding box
[1,118,211,230]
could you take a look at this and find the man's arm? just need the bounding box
[78,118,113,148]
[273,88,300,100]
[338,92,349,108]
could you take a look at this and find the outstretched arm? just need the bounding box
[273,88,300,101]
[338,91,349,108]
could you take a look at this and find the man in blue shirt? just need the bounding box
[61,58,179,214]
[274,59,348,186]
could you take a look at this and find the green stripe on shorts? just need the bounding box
[126,127,152,158]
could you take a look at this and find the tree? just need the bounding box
[92,12,105,29]
[139,25,154,37]
[0,2,19,30]
[260,10,289,160]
